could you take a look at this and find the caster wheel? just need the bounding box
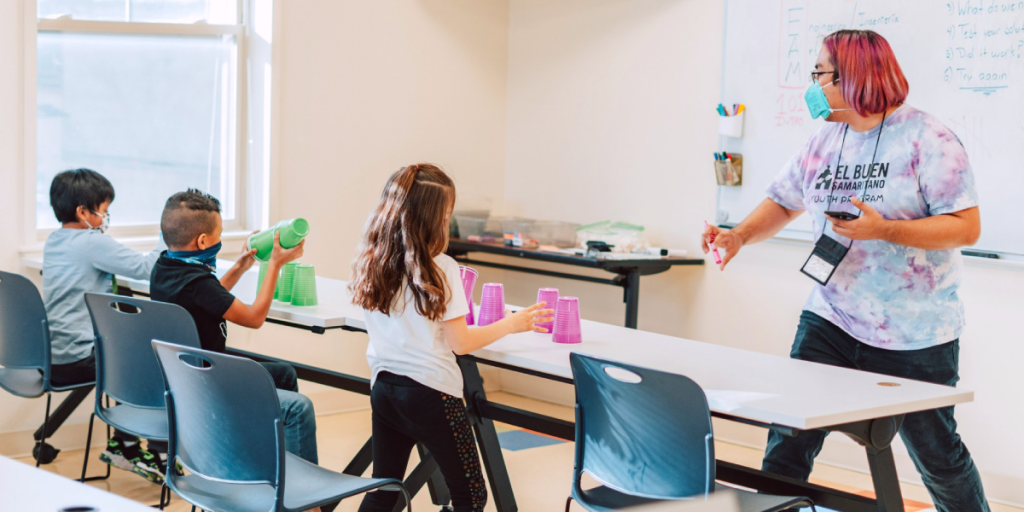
[439,507,454,511]
[33,442,60,464]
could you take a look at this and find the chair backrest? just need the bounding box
[0,271,50,373]
[569,352,715,500]
[85,293,202,408]
[152,341,285,489]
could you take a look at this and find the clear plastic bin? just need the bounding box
[532,221,581,248]
[454,215,487,238]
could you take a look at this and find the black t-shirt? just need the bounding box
[149,254,236,353]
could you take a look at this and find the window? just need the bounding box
[35,0,244,233]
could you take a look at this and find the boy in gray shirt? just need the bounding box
[43,168,166,483]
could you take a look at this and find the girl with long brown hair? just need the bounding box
[350,163,553,512]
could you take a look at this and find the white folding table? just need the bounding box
[0,455,153,511]
[19,256,974,512]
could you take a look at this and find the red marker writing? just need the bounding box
[704,221,722,265]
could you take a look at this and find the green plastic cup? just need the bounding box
[248,218,310,262]
[277,261,300,302]
[290,264,318,306]
[256,262,279,299]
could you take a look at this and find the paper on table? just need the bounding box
[705,390,779,413]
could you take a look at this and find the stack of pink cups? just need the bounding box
[552,296,582,344]
[476,283,506,326]
[536,288,559,333]
[460,266,478,326]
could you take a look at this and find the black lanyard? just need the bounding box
[820,110,888,240]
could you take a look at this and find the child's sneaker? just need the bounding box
[131,450,166,484]
[98,438,143,472]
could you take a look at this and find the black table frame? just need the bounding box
[446,240,703,329]
[51,285,910,512]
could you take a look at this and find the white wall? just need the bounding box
[238,0,512,406]
[500,0,1024,506]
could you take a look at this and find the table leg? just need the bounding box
[623,269,640,329]
[459,357,517,512]
[343,437,374,476]
[865,445,905,512]
[830,416,906,512]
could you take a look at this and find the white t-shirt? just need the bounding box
[364,254,471,398]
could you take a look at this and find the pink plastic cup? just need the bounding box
[536,288,559,333]
[552,296,582,344]
[460,266,478,326]
[477,283,506,327]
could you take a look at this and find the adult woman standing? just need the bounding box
[702,30,988,511]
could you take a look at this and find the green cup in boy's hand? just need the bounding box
[270,231,304,267]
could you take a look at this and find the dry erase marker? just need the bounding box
[705,221,722,265]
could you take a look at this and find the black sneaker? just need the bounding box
[131,449,166,484]
[98,438,143,473]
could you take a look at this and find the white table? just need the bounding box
[20,255,970,511]
[0,455,152,511]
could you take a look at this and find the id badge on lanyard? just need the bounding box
[800,114,887,286]
[801,234,849,286]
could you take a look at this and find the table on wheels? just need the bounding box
[20,257,974,512]
[446,239,704,329]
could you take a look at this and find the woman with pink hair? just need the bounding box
[702,30,988,511]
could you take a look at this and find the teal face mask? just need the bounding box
[804,79,849,119]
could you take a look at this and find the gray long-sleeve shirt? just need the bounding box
[42,229,166,365]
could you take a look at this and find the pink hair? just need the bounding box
[823,30,909,117]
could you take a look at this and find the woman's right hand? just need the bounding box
[505,302,556,334]
[702,224,742,270]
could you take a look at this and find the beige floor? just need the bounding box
[14,392,1020,512]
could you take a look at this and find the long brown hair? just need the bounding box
[349,164,456,321]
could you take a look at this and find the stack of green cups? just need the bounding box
[277,262,300,302]
[290,264,318,306]
[256,262,279,299]
[248,218,310,262]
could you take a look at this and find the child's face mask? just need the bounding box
[166,242,223,271]
[88,210,110,233]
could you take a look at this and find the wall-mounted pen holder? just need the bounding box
[718,111,745,138]
[714,154,743,186]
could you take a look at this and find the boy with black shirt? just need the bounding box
[150,189,318,464]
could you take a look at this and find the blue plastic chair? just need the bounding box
[0,271,95,467]
[567,353,815,512]
[82,293,203,505]
[152,341,413,512]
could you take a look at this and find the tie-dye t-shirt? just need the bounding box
[767,104,978,351]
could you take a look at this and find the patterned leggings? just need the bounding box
[358,372,487,512]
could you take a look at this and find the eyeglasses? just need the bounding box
[810,70,838,83]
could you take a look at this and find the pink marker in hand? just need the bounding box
[705,221,722,265]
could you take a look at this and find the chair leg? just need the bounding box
[156,483,171,509]
[36,392,52,468]
[79,413,95,482]
[399,485,413,512]
[565,496,573,512]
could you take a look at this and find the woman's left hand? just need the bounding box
[828,197,891,241]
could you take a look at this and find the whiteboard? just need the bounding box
[718,0,1024,256]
